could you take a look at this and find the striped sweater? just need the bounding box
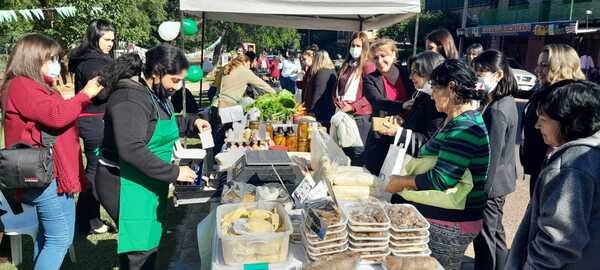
[413,110,490,221]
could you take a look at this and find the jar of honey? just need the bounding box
[298,139,309,152]
[298,120,309,140]
[286,128,298,152]
[273,127,286,146]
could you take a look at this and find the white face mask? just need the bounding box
[478,74,499,93]
[349,47,362,60]
[176,80,184,90]
[46,59,61,79]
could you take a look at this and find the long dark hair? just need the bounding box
[71,19,116,58]
[100,45,189,99]
[426,28,458,60]
[339,32,370,77]
[472,49,518,104]
[99,53,143,96]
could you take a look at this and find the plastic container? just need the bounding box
[349,239,390,247]
[390,230,430,240]
[385,204,430,233]
[391,248,432,257]
[305,229,349,245]
[349,245,389,253]
[305,242,349,261]
[349,231,389,241]
[389,244,429,253]
[307,238,349,253]
[216,202,292,265]
[341,202,391,228]
[304,222,347,237]
[390,238,429,247]
[349,224,390,232]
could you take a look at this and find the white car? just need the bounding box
[512,68,537,92]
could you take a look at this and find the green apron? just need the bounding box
[117,91,179,254]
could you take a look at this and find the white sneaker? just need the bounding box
[89,218,109,234]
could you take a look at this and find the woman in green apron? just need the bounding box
[95,45,211,269]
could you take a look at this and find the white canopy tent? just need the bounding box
[180,0,420,31]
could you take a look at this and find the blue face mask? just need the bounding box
[46,59,61,79]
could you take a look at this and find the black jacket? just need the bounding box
[402,91,445,156]
[507,131,600,270]
[308,68,337,124]
[363,63,414,118]
[483,96,518,198]
[69,48,113,113]
[101,79,201,183]
[520,81,573,181]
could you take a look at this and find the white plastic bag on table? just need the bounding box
[329,111,364,148]
[378,127,412,202]
[310,127,350,171]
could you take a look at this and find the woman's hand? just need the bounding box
[384,175,417,193]
[402,99,415,111]
[338,101,354,113]
[194,119,211,132]
[177,166,197,183]
[81,77,103,98]
[379,116,403,136]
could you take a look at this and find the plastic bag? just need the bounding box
[310,127,350,171]
[333,170,379,187]
[329,111,364,148]
[400,156,474,210]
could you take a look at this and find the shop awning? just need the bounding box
[457,20,578,38]
[180,0,421,31]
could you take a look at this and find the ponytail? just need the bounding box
[224,55,250,75]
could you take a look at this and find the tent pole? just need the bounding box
[200,12,206,108]
[413,12,420,56]
[180,6,187,147]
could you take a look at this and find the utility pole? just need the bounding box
[569,0,574,21]
[459,0,469,55]
[413,12,420,56]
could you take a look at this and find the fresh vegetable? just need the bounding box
[244,90,299,122]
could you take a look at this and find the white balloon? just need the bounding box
[158,21,181,41]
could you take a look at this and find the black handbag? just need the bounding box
[0,130,55,189]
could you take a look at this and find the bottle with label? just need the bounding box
[273,127,286,146]
[298,120,309,140]
[286,127,298,152]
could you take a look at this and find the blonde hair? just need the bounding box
[310,50,335,76]
[543,44,586,84]
[223,54,250,75]
[370,38,397,58]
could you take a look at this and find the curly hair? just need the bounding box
[539,80,600,142]
[543,44,586,85]
[430,59,485,104]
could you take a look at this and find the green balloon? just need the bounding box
[182,18,198,36]
[186,65,204,82]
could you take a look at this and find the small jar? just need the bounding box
[249,120,260,130]
[298,120,309,139]
[274,128,286,146]
[286,129,298,152]
[298,139,309,152]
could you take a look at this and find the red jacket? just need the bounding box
[3,76,91,193]
[269,59,281,79]
[335,61,376,116]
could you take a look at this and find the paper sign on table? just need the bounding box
[218,105,244,124]
[199,131,215,149]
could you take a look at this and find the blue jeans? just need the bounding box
[280,77,296,94]
[22,180,75,270]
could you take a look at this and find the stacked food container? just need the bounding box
[385,204,431,257]
[302,200,350,261]
[343,202,391,263]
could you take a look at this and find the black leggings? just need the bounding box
[76,116,103,231]
[95,163,121,225]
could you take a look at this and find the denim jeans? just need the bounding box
[22,180,76,270]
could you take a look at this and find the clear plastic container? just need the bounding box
[390,229,430,240]
[385,204,430,233]
[341,202,391,228]
[305,242,350,261]
[304,222,347,237]
[306,238,349,253]
[216,202,292,265]
[389,244,429,253]
[391,248,432,257]
[349,239,389,247]
[390,238,429,247]
[349,231,389,241]
[349,224,390,232]
[348,245,389,253]
[305,228,348,244]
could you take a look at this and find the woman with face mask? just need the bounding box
[1,34,103,269]
[363,38,414,174]
[94,45,211,269]
[334,32,376,165]
[68,19,116,235]
[471,49,519,270]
